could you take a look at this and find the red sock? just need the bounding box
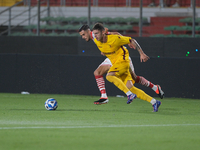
[136,76,153,87]
[136,76,158,92]
[95,75,107,98]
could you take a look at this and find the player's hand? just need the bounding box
[105,27,109,34]
[140,53,149,62]
[101,52,105,56]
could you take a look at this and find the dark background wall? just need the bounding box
[0,37,200,99]
[1,37,200,58]
[78,37,200,58]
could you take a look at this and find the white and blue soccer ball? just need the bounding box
[45,98,58,110]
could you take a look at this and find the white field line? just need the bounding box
[0,124,200,130]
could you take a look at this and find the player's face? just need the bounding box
[93,29,103,41]
[79,30,91,42]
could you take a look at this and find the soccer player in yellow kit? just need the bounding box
[79,24,164,106]
[92,23,161,112]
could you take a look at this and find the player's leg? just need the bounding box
[93,58,111,105]
[122,69,161,112]
[106,62,136,103]
[93,65,110,105]
[129,58,164,99]
[126,80,161,112]
[131,71,164,99]
[106,73,136,102]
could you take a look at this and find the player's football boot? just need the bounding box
[94,98,109,105]
[152,100,161,112]
[156,85,164,99]
[127,93,137,104]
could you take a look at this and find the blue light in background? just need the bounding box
[196,49,198,52]
[82,50,85,53]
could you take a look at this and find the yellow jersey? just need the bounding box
[94,34,131,65]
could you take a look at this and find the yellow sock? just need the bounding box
[130,86,152,103]
[106,75,130,94]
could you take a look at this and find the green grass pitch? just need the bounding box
[0,93,200,150]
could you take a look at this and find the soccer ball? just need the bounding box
[45,98,58,110]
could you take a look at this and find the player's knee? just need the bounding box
[94,69,98,76]
[126,80,133,89]
[94,66,108,76]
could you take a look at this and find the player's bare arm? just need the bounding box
[130,39,150,62]
[129,39,143,54]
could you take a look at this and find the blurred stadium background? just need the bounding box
[0,0,200,98]
[0,0,200,37]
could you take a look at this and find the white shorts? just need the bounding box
[98,57,135,73]
[97,58,112,68]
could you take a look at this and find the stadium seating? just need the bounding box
[22,16,148,36]
[150,34,199,38]
[160,17,200,37]
[150,34,165,37]
[164,26,180,34]
[179,17,200,25]
[22,16,200,37]
[91,17,102,24]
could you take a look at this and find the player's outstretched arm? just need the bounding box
[129,39,150,62]
[104,28,149,62]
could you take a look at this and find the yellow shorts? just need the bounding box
[108,60,135,85]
